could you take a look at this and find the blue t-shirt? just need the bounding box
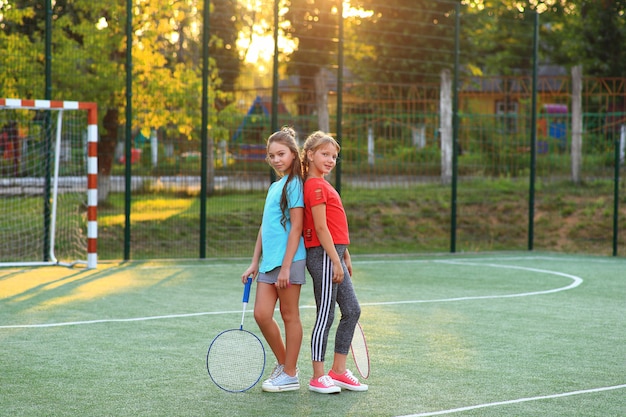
[260,175,306,272]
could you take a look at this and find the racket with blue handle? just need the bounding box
[206,277,266,392]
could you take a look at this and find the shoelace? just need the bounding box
[343,370,359,384]
[318,375,335,387]
[272,371,298,384]
[269,364,284,380]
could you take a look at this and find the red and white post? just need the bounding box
[0,98,98,268]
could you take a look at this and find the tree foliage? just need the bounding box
[282,0,338,115]
[284,0,337,76]
[346,0,457,84]
[210,0,242,96]
[1,0,625,125]
[460,0,538,76]
[0,0,241,135]
[461,0,626,80]
[280,0,625,83]
[541,0,626,78]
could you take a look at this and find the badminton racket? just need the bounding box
[206,277,266,392]
[350,321,370,379]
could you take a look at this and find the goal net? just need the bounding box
[0,99,98,269]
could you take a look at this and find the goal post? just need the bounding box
[0,98,98,269]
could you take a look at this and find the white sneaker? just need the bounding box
[263,363,284,384]
[262,370,300,392]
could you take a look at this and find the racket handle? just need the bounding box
[243,277,253,303]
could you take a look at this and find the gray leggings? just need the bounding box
[307,245,361,362]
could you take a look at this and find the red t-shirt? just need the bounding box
[303,177,350,248]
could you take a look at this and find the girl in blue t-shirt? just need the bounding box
[241,127,306,392]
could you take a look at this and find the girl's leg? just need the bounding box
[312,360,326,379]
[307,247,338,379]
[276,283,302,376]
[327,252,368,391]
[331,246,361,374]
[330,352,349,375]
[254,282,285,366]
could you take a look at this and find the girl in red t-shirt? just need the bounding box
[301,131,368,394]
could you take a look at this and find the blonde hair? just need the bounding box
[266,126,303,229]
[301,131,340,178]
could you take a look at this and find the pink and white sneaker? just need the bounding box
[308,375,341,394]
[328,369,368,391]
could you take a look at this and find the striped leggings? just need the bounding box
[306,245,361,362]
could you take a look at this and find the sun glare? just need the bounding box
[239,0,371,68]
[96,17,108,30]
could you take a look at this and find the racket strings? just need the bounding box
[207,329,265,392]
[350,324,370,379]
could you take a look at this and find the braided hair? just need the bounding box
[301,130,341,178]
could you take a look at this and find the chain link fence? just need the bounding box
[1,1,624,261]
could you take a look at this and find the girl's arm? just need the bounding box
[276,206,304,289]
[242,226,262,283]
[311,203,344,284]
[344,247,352,277]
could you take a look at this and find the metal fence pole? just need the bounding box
[450,2,460,253]
[199,0,210,258]
[527,11,539,251]
[335,0,344,195]
[42,0,53,261]
[270,0,279,184]
[124,0,133,260]
[612,127,622,256]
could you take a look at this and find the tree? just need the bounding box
[0,0,244,200]
[279,0,459,126]
[460,0,545,76]
[210,0,243,98]
[460,0,626,79]
[0,2,46,97]
[0,0,127,200]
[347,0,457,84]
[283,0,338,123]
[542,0,626,78]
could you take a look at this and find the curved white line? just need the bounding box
[0,262,583,329]
[361,262,582,307]
[398,384,626,417]
[0,310,242,329]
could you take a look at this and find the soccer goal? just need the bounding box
[0,98,98,269]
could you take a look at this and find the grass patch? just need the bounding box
[94,178,626,259]
[3,177,623,261]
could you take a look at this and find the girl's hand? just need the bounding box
[332,262,344,284]
[276,267,291,289]
[344,250,353,277]
[242,266,258,284]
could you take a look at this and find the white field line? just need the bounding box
[361,262,582,307]
[0,310,243,328]
[133,254,625,269]
[1,261,582,329]
[397,384,626,417]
